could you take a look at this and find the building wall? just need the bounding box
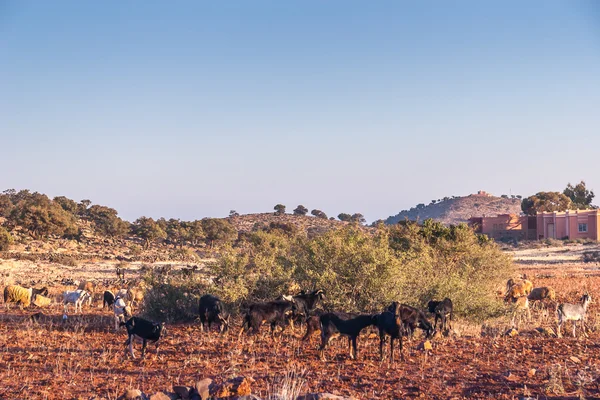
[475,214,528,240]
[536,210,600,240]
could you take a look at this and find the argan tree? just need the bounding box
[201,218,237,248]
[87,205,129,237]
[293,205,308,216]
[311,209,328,219]
[338,213,352,222]
[521,192,572,216]
[563,181,595,209]
[132,217,166,248]
[274,204,286,216]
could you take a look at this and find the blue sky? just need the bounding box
[1,1,599,222]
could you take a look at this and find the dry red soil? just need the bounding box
[2,269,600,399]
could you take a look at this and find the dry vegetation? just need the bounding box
[2,245,600,399]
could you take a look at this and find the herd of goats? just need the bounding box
[1,274,594,362]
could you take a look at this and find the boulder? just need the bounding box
[194,378,213,400]
[296,394,356,400]
[149,393,176,400]
[173,386,192,399]
[118,389,146,400]
[211,376,254,398]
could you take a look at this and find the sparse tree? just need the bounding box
[351,213,366,224]
[501,194,508,199]
[132,217,166,248]
[416,203,426,210]
[338,213,352,222]
[202,218,237,248]
[311,209,328,219]
[87,205,129,237]
[431,200,437,204]
[274,204,286,215]
[563,181,595,209]
[53,196,78,214]
[521,192,572,216]
[293,205,308,216]
[0,226,13,251]
[229,210,240,217]
[185,220,205,247]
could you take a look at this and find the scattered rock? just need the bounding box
[297,394,356,400]
[149,393,175,400]
[535,327,555,337]
[417,340,433,351]
[569,356,581,364]
[527,368,536,378]
[118,389,146,400]
[211,376,254,398]
[194,378,213,400]
[173,386,192,399]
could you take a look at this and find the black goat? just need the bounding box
[427,298,453,332]
[31,287,49,298]
[103,290,115,309]
[302,310,356,341]
[375,302,404,362]
[121,317,166,358]
[199,294,229,333]
[387,303,435,338]
[318,313,377,360]
[238,299,297,337]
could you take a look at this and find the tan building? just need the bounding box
[469,209,600,241]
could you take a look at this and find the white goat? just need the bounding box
[557,294,591,338]
[63,290,91,313]
[113,297,132,330]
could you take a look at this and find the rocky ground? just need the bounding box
[1,245,600,399]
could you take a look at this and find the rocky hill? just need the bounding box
[227,213,350,236]
[384,192,523,225]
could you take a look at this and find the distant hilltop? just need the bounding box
[384,191,522,226]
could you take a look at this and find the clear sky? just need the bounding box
[1,1,599,222]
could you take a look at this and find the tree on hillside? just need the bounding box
[521,192,572,216]
[338,213,352,222]
[501,194,508,199]
[229,210,239,217]
[87,205,129,237]
[202,218,237,248]
[77,199,92,216]
[415,203,425,210]
[54,196,78,214]
[132,217,166,248]
[0,194,12,218]
[0,226,13,251]
[164,218,189,248]
[351,213,366,224]
[293,205,308,216]
[311,209,328,219]
[7,192,78,239]
[185,220,205,247]
[274,204,286,216]
[563,181,595,209]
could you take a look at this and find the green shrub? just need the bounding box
[0,227,14,251]
[169,247,200,262]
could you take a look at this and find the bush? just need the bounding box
[169,247,200,262]
[140,268,208,322]
[0,227,14,251]
[48,253,78,266]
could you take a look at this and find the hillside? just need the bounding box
[384,192,522,225]
[227,212,349,236]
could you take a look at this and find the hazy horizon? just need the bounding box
[2,1,599,222]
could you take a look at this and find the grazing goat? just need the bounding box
[4,285,33,308]
[199,294,229,333]
[302,310,356,341]
[121,317,166,358]
[557,294,591,338]
[238,299,297,337]
[375,302,404,362]
[283,289,325,328]
[77,281,96,306]
[505,278,533,299]
[527,286,556,305]
[113,297,132,330]
[103,290,116,309]
[63,290,91,313]
[388,303,435,338]
[509,296,531,328]
[318,313,377,360]
[427,298,453,332]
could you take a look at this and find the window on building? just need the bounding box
[578,223,588,233]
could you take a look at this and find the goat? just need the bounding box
[121,317,166,358]
[113,297,132,330]
[103,290,116,309]
[388,303,435,338]
[199,294,229,333]
[557,294,591,338]
[238,299,297,337]
[63,290,91,313]
[302,310,356,341]
[427,298,453,332]
[283,289,325,328]
[509,296,531,329]
[375,302,404,362]
[77,281,96,306]
[318,313,377,360]
[527,286,556,308]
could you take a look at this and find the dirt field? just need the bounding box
[2,246,600,399]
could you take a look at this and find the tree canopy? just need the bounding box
[521,192,572,216]
[563,181,595,209]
